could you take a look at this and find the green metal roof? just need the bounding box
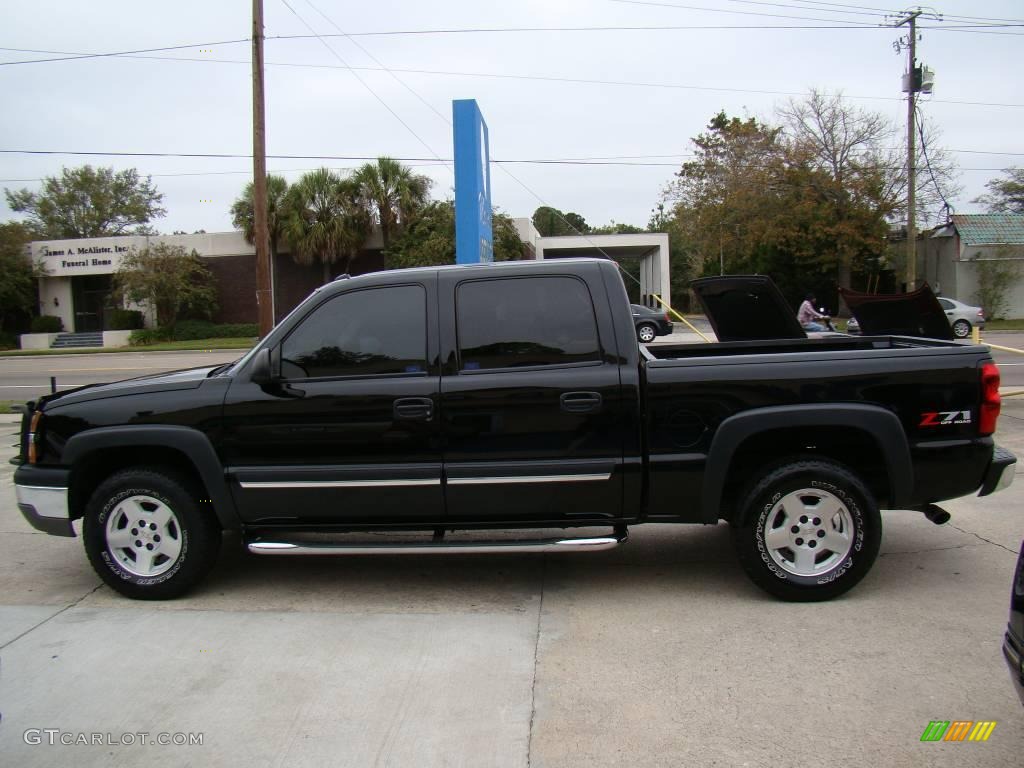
[951,214,1024,245]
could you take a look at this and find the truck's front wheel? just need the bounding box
[731,460,881,601]
[83,468,221,600]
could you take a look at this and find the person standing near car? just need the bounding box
[797,292,829,332]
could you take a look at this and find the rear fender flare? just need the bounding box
[701,404,912,523]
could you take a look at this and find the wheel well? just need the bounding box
[720,427,890,521]
[68,446,211,521]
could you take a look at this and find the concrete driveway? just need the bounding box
[1,407,1022,767]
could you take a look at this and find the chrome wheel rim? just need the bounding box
[638,326,656,342]
[762,488,854,577]
[952,320,970,338]
[105,495,183,577]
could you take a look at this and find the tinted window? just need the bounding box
[938,298,953,310]
[457,276,601,370]
[281,285,427,378]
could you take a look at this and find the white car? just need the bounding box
[846,297,985,339]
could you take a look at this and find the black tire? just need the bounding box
[731,459,881,602]
[637,323,657,343]
[83,467,221,600]
[952,319,971,339]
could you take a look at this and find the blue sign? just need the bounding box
[453,99,493,264]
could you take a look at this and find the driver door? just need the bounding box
[220,277,443,526]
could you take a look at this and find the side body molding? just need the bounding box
[64,425,239,529]
[701,403,913,523]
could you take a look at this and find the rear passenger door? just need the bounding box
[438,264,625,525]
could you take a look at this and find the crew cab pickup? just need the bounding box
[12,259,1017,601]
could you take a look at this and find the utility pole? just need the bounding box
[893,8,939,291]
[895,9,921,291]
[252,0,274,337]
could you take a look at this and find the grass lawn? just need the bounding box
[982,319,1024,331]
[0,337,256,356]
[1,401,16,414]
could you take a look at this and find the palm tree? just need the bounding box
[230,174,289,261]
[230,174,289,320]
[353,157,432,249]
[281,169,370,283]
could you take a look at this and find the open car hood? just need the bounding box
[689,275,807,342]
[840,283,953,340]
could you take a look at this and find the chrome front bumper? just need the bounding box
[15,484,74,537]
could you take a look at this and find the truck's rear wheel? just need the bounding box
[83,468,221,600]
[731,459,881,601]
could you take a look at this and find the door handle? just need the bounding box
[394,397,434,421]
[560,391,603,413]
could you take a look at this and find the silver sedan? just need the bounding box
[846,297,986,339]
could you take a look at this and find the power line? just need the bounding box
[0,148,1013,172]
[301,0,451,127]
[0,18,1019,67]
[276,0,452,176]
[9,47,1022,109]
[604,0,1024,33]
[0,38,250,66]
[750,0,1024,25]
[606,0,887,25]
[916,105,954,217]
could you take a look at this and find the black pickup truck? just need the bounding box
[12,259,1016,601]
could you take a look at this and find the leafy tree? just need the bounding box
[113,244,218,327]
[0,221,38,331]
[663,111,789,280]
[973,168,1024,214]
[591,221,645,235]
[531,206,590,236]
[972,247,1023,319]
[660,97,949,307]
[776,90,900,292]
[5,165,165,238]
[353,157,431,249]
[385,200,524,268]
[283,169,370,283]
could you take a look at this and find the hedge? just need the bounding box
[129,321,259,345]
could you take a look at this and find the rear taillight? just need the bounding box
[664,313,671,324]
[979,362,1001,436]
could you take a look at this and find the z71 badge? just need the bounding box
[919,410,972,427]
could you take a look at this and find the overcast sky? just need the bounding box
[2,0,1022,236]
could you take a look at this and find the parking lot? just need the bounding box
[0,381,1022,766]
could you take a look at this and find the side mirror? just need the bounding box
[250,347,305,398]
[250,348,273,386]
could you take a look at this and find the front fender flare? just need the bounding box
[701,403,913,523]
[64,425,239,530]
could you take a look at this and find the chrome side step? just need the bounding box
[246,531,627,556]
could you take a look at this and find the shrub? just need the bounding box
[108,308,144,330]
[0,331,17,350]
[129,328,171,346]
[129,322,258,346]
[30,315,64,333]
[171,321,258,341]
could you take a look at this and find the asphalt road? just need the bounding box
[4,329,1024,403]
[0,350,244,403]
[1,405,1022,766]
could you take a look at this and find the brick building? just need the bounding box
[29,230,389,332]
